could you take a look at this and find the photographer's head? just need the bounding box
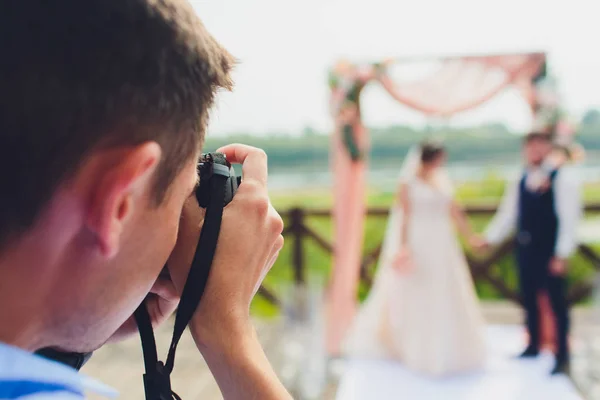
[523,132,552,166]
[420,140,447,171]
[0,0,233,351]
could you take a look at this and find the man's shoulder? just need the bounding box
[0,382,83,399]
[0,342,116,399]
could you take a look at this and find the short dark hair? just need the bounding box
[419,140,446,164]
[523,131,552,144]
[0,0,234,246]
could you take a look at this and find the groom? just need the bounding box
[479,132,582,375]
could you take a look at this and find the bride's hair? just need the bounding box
[419,140,446,164]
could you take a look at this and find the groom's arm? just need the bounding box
[484,180,519,245]
[554,168,583,259]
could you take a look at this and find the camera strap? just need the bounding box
[134,168,230,400]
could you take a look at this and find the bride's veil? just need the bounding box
[397,144,422,183]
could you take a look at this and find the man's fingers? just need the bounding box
[552,264,565,276]
[252,204,284,294]
[250,203,284,296]
[550,261,565,277]
[266,235,284,271]
[253,236,284,297]
[167,196,206,292]
[218,144,268,188]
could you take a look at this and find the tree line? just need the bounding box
[204,118,600,171]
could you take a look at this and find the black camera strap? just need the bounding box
[134,168,229,400]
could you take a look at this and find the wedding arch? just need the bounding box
[325,52,575,355]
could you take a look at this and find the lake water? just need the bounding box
[268,162,600,191]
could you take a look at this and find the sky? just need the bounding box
[191,0,599,136]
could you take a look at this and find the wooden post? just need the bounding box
[290,208,305,285]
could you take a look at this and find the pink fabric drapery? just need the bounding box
[326,53,548,356]
[379,53,545,116]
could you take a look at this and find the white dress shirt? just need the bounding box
[0,342,117,399]
[485,166,583,259]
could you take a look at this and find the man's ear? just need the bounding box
[86,142,162,259]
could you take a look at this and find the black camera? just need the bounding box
[136,152,240,400]
[196,152,240,208]
[157,152,239,281]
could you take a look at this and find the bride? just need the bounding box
[343,140,486,376]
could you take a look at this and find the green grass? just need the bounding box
[251,179,600,317]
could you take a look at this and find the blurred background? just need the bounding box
[84,0,600,399]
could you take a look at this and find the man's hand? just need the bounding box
[167,144,284,350]
[107,273,179,344]
[550,257,567,276]
[166,144,290,399]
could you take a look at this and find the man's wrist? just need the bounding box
[198,322,292,400]
[191,314,255,354]
[199,324,257,357]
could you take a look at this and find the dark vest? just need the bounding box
[517,169,559,258]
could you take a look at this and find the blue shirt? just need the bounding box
[0,342,117,399]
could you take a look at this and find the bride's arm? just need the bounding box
[398,183,410,248]
[450,200,475,240]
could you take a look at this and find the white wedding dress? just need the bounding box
[343,173,486,376]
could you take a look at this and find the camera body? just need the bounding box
[196,153,239,208]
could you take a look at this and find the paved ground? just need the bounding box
[84,318,284,400]
[572,323,600,400]
[82,302,599,400]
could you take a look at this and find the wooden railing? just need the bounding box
[258,203,600,307]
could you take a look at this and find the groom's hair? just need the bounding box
[553,143,571,159]
[523,132,552,144]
